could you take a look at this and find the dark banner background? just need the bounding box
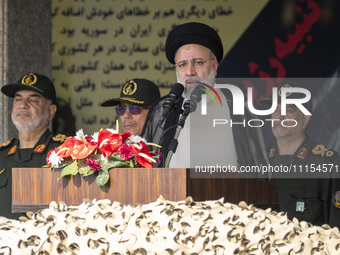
[217,0,340,152]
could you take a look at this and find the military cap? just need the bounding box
[1,73,56,103]
[165,22,224,64]
[101,78,160,107]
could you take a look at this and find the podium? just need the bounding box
[12,168,278,213]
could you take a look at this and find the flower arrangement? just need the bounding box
[44,129,161,186]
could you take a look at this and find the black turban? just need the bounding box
[165,22,224,64]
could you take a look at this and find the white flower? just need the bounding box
[91,129,116,143]
[49,151,64,167]
[125,135,146,145]
[75,129,86,141]
[106,128,117,134]
[91,131,99,143]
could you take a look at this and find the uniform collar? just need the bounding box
[7,129,53,162]
[270,136,311,161]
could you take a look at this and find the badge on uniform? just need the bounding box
[297,148,307,159]
[8,145,17,154]
[296,199,305,212]
[34,144,46,152]
[333,191,340,209]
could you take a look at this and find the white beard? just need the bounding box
[177,67,216,100]
[12,107,50,133]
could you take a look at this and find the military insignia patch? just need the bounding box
[21,73,37,85]
[297,148,307,159]
[0,168,5,175]
[122,80,137,95]
[8,145,17,154]
[278,84,292,97]
[53,134,67,143]
[312,144,335,158]
[0,139,13,149]
[34,144,46,152]
[333,191,340,208]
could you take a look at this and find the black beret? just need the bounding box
[165,22,224,64]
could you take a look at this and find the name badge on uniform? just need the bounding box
[296,199,305,212]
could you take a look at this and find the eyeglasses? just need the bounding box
[115,106,149,116]
[174,58,214,70]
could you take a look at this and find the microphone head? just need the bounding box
[163,83,184,109]
[169,83,184,98]
[183,100,197,113]
[190,85,206,103]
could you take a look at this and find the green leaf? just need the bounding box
[96,169,110,186]
[59,160,79,179]
[110,154,123,161]
[126,160,134,168]
[78,165,94,176]
[100,159,129,171]
[43,163,68,169]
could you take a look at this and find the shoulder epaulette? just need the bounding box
[0,138,14,150]
[312,144,338,160]
[52,134,67,143]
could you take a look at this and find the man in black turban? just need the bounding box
[142,22,269,172]
[165,22,224,64]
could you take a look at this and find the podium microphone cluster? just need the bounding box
[164,85,206,167]
[178,84,205,126]
[158,83,184,126]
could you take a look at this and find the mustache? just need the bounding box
[184,77,200,84]
[123,120,135,126]
[14,110,32,117]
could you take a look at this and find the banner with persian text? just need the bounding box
[52,0,340,152]
[51,0,268,134]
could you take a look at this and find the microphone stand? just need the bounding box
[164,100,196,168]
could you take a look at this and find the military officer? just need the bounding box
[261,83,340,228]
[101,78,160,136]
[0,73,66,219]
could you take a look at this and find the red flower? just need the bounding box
[97,130,123,157]
[71,140,97,159]
[86,158,101,171]
[52,137,76,158]
[85,136,92,142]
[157,152,163,165]
[119,143,133,160]
[130,141,153,168]
[120,132,132,142]
[49,136,97,160]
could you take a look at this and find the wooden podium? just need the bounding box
[12,168,278,213]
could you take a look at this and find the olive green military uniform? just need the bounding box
[0,130,66,219]
[269,136,340,228]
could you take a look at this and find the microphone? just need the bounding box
[158,83,184,126]
[178,85,205,127]
[190,84,205,104]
